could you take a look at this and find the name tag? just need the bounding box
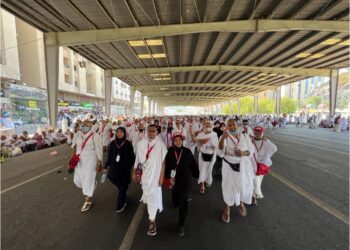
[170,170,176,178]
[116,155,120,162]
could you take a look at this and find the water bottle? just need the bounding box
[100,173,107,184]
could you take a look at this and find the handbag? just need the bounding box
[68,132,94,173]
[253,154,270,176]
[135,163,143,183]
[256,163,270,176]
[223,158,240,172]
[163,178,173,189]
[201,152,214,162]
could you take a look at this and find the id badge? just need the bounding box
[170,170,176,178]
[116,154,120,162]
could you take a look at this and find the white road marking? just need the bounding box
[118,203,146,250]
[270,171,349,225]
[1,165,65,194]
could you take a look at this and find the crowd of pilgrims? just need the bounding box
[69,114,277,237]
[0,128,70,159]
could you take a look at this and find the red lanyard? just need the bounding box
[174,148,183,166]
[145,144,155,160]
[252,139,264,153]
[228,134,240,147]
[116,140,126,150]
[80,132,94,152]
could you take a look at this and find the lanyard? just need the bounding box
[252,139,264,153]
[80,132,94,152]
[174,148,183,167]
[145,143,155,161]
[116,140,126,150]
[228,134,240,147]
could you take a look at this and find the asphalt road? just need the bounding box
[1,126,349,250]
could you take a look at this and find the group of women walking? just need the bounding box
[68,116,277,237]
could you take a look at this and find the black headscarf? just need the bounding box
[115,127,126,145]
[172,133,184,153]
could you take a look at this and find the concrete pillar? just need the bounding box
[276,86,281,115]
[149,99,153,115]
[104,71,112,117]
[44,45,59,128]
[129,86,136,117]
[152,101,156,115]
[254,94,258,114]
[237,98,241,114]
[140,93,145,116]
[329,69,339,116]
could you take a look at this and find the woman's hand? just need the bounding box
[169,178,175,186]
[132,170,139,183]
[96,161,102,172]
[158,176,163,186]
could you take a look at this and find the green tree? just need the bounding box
[280,97,297,114]
[222,102,238,114]
[240,96,254,114]
[258,99,275,114]
[306,96,322,109]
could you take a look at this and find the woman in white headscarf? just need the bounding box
[71,120,103,212]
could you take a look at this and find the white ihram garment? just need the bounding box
[135,137,167,220]
[249,138,277,199]
[196,131,218,185]
[217,133,254,206]
[72,131,103,197]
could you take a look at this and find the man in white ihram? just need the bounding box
[133,124,167,236]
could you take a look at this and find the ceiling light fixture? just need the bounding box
[153,77,171,80]
[129,39,163,47]
[321,38,342,45]
[138,54,152,59]
[152,53,166,58]
[295,53,311,58]
[310,53,325,58]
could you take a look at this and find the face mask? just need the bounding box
[228,130,238,135]
[81,126,90,133]
[139,129,145,132]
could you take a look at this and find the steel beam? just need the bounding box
[145,90,254,96]
[44,19,349,47]
[109,65,330,77]
[136,82,274,90]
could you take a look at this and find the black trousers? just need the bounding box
[172,187,189,227]
[116,184,128,210]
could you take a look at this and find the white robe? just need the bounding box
[237,125,253,137]
[132,131,147,153]
[249,138,277,199]
[72,131,103,197]
[98,123,112,147]
[217,133,254,206]
[184,122,199,154]
[135,137,167,220]
[196,131,218,185]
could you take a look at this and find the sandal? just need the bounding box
[221,212,230,223]
[147,221,157,236]
[199,187,205,194]
[239,205,247,217]
[252,197,257,206]
[81,201,93,212]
